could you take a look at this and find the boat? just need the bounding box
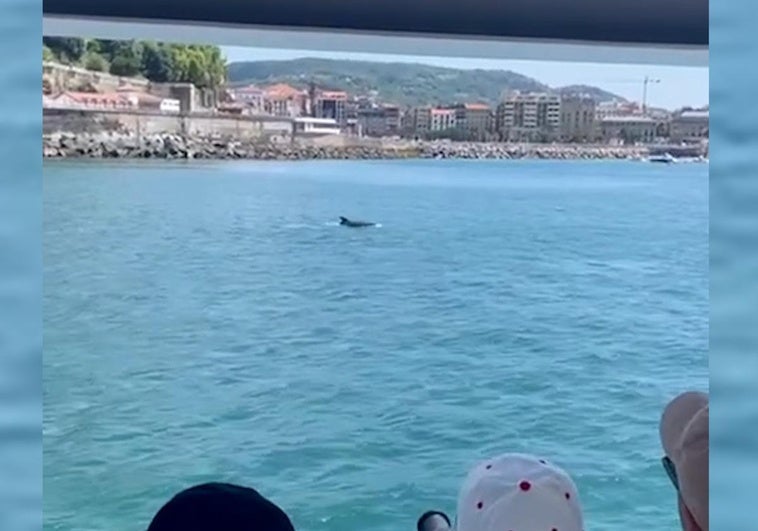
[647,152,677,164]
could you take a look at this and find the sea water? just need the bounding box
[43,159,708,531]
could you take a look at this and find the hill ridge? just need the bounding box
[227,57,624,107]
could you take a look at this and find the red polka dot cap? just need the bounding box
[455,453,583,531]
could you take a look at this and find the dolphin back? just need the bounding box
[339,216,375,227]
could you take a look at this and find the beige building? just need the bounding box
[453,103,493,141]
[228,84,266,114]
[263,83,309,118]
[560,96,597,142]
[430,108,457,132]
[595,101,641,120]
[670,109,709,143]
[600,115,657,144]
[411,107,432,135]
[382,105,402,136]
[315,90,348,126]
[496,92,561,142]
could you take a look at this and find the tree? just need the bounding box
[140,41,173,82]
[43,45,55,63]
[167,44,226,88]
[85,40,102,54]
[94,39,128,61]
[44,38,228,88]
[83,52,109,72]
[103,39,143,77]
[43,37,85,63]
[110,55,142,77]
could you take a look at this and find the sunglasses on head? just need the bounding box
[662,456,679,492]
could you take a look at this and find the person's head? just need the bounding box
[146,482,295,531]
[456,453,583,531]
[659,391,709,531]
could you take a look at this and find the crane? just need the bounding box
[602,77,661,115]
[641,76,661,115]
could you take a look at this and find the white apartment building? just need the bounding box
[496,92,561,142]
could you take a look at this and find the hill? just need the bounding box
[227,58,624,107]
[557,84,624,103]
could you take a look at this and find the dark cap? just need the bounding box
[147,482,295,531]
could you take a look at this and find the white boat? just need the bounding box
[647,152,677,164]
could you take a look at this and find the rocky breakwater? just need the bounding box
[417,141,646,160]
[43,133,648,161]
[43,133,421,160]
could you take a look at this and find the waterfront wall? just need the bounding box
[43,108,293,141]
[43,62,150,94]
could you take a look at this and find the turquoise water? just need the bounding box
[43,159,708,531]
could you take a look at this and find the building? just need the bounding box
[263,83,309,118]
[356,107,385,137]
[45,91,136,111]
[600,115,657,144]
[669,108,709,143]
[356,104,402,137]
[148,82,199,114]
[117,87,181,113]
[645,107,673,139]
[430,108,457,132]
[411,107,432,136]
[409,106,469,138]
[453,103,493,141]
[293,117,341,137]
[559,96,597,142]
[382,105,402,136]
[496,92,561,142]
[315,91,348,126]
[595,100,641,120]
[228,84,266,114]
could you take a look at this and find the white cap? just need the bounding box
[456,453,584,531]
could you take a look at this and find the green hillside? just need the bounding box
[227,58,623,107]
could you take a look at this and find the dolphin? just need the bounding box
[339,216,376,228]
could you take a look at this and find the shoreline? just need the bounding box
[43,132,654,162]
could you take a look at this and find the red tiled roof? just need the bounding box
[463,103,490,111]
[58,91,129,105]
[264,83,306,99]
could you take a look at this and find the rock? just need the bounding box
[42,131,649,161]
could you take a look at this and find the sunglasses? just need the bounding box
[662,456,680,492]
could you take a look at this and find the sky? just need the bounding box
[222,46,708,110]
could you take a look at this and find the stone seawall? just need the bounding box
[43,108,292,140]
[43,132,649,161]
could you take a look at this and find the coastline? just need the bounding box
[43,132,653,161]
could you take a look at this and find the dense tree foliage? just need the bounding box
[43,38,227,88]
[82,52,109,73]
[43,37,86,63]
[42,45,55,63]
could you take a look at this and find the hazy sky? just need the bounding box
[222,46,708,110]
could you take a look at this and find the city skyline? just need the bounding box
[222,46,708,111]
